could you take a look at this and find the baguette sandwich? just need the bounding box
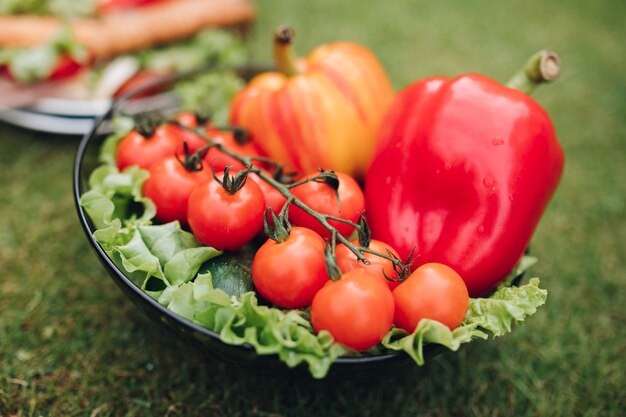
[0,0,256,104]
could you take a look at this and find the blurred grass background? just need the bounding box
[1,0,624,415]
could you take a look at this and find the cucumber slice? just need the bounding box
[199,246,256,298]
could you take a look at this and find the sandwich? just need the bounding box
[0,0,256,110]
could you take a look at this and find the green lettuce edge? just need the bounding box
[80,138,549,379]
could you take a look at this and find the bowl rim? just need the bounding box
[71,78,405,367]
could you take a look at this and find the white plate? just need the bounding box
[25,97,114,117]
[0,92,180,135]
[0,109,95,135]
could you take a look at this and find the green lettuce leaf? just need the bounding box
[80,124,550,379]
[174,71,245,124]
[381,277,547,365]
[465,277,547,336]
[79,163,221,290]
[158,273,349,378]
[138,29,247,73]
[80,164,155,231]
[382,319,485,365]
[98,116,136,166]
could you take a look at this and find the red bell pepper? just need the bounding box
[365,51,565,296]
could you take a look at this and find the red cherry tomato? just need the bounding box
[115,126,180,171]
[168,112,209,154]
[142,156,212,225]
[203,129,261,172]
[393,263,469,332]
[335,239,402,290]
[248,171,287,217]
[187,172,265,251]
[252,227,329,309]
[289,172,365,239]
[311,270,394,351]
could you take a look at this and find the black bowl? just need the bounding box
[72,69,445,379]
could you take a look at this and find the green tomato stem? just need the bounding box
[178,124,407,274]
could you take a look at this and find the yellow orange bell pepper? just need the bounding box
[230,26,394,178]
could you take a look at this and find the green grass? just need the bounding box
[1,0,625,415]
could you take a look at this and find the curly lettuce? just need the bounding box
[80,145,549,379]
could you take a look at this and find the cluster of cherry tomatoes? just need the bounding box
[115,112,470,352]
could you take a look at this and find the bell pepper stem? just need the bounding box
[506,50,561,94]
[273,26,300,77]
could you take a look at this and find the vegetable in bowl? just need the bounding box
[76,111,548,379]
[75,29,560,379]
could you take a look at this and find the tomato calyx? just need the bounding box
[168,118,413,279]
[270,165,299,185]
[263,202,293,243]
[193,112,211,126]
[208,125,251,146]
[212,165,251,195]
[176,141,208,172]
[287,169,341,206]
[381,246,415,284]
[324,231,343,281]
[133,112,163,138]
[356,214,372,248]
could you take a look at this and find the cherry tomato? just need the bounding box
[115,126,180,171]
[187,172,265,250]
[142,156,212,225]
[289,172,365,239]
[335,239,402,290]
[393,263,469,332]
[252,227,328,309]
[203,129,261,172]
[310,270,394,351]
[168,112,209,154]
[249,171,287,217]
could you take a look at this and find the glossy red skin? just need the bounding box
[249,172,287,217]
[252,227,329,309]
[365,74,565,296]
[142,157,212,225]
[115,127,180,171]
[310,270,394,351]
[392,263,469,332]
[169,112,209,154]
[187,174,265,251]
[335,239,401,290]
[203,129,262,172]
[290,172,365,239]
